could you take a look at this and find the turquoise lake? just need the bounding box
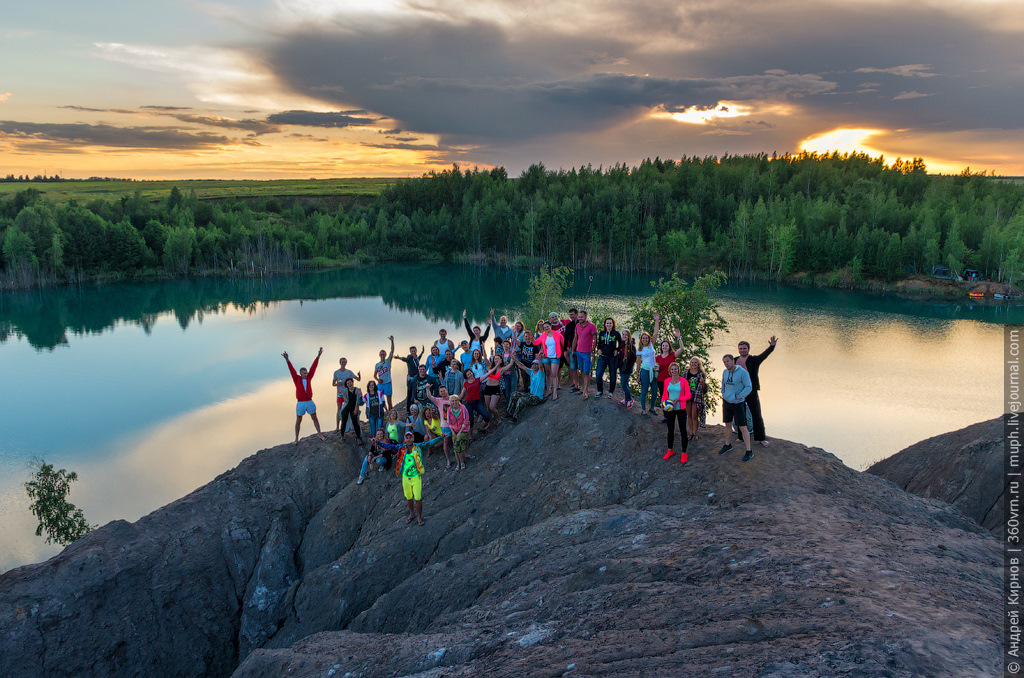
[0,265,1014,572]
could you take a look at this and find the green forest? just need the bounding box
[2,153,1023,290]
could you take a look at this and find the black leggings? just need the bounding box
[667,409,687,452]
[341,409,363,439]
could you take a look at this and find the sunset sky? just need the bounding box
[1,0,1022,179]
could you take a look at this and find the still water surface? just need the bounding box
[0,265,1013,571]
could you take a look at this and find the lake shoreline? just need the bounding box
[3,254,1018,307]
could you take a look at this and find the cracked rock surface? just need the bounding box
[0,399,1001,677]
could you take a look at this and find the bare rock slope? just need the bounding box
[868,416,1005,535]
[0,398,1002,678]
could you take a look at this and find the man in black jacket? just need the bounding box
[736,336,777,447]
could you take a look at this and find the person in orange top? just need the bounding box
[533,320,565,400]
[283,347,326,445]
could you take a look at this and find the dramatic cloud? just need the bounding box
[265,110,376,127]
[0,93,12,103]
[0,121,241,150]
[254,0,1022,167]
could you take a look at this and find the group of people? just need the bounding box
[282,307,777,526]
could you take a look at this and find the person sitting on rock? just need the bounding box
[358,429,391,484]
[506,358,545,421]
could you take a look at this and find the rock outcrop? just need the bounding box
[868,416,1005,535]
[0,399,1002,678]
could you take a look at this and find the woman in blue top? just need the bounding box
[660,362,692,465]
[425,345,443,378]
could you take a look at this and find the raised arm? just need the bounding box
[652,312,661,345]
[283,352,298,380]
[388,335,395,360]
[757,336,778,360]
[463,310,474,341]
[672,329,685,357]
[308,347,323,377]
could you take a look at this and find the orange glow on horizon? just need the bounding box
[799,128,886,157]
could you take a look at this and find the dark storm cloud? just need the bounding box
[255,1,1021,153]
[0,121,241,150]
[644,2,1024,131]
[265,110,376,127]
[265,18,834,142]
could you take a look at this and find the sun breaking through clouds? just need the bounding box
[0,0,1021,178]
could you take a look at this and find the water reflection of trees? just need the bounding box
[2,265,1016,350]
[0,265,541,350]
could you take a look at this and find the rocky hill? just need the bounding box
[0,398,1002,677]
[868,416,1005,535]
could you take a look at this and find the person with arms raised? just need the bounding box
[374,336,396,410]
[463,309,491,354]
[283,347,326,445]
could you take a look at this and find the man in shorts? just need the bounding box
[376,431,433,525]
[283,347,326,445]
[375,336,396,410]
[333,357,361,433]
[572,310,597,398]
[718,354,754,462]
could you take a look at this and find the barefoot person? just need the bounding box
[719,354,754,462]
[735,336,777,448]
[283,347,326,445]
[332,358,360,433]
[661,362,692,464]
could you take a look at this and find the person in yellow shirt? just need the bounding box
[380,431,434,526]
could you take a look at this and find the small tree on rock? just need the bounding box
[25,459,93,546]
[627,271,729,408]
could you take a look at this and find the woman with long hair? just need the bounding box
[684,357,708,440]
[483,353,515,426]
[661,362,692,464]
[595,317,622,399]
[636,330,657,416]
[364,380,386,442]
[655,328,686,417]
[533,320,565,400]
[618,329,636,408]
[460,367,490,431]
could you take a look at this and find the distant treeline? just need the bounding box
[2,175,133,183]
[2,152,1023,290]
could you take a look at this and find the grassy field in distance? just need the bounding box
[0,178,395,202]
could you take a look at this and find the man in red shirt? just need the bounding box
[283,347,326,445]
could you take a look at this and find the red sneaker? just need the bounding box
[679,452,688,465]
[663,449,674,460]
